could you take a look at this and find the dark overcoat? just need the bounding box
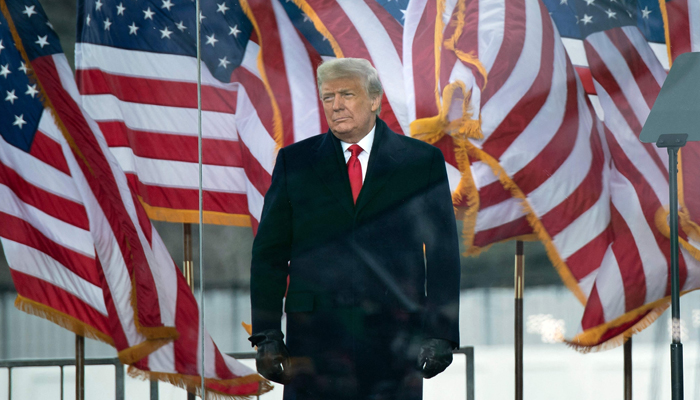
[250,118,461,400]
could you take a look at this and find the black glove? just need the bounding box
[249,329,292,384]
[417,338,454,379]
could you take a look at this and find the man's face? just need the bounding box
[320,76,381,143]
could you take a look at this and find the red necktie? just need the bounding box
[347,144,363,204]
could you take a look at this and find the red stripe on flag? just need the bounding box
[0,212,99,286]
[76,69,238,114]
[30,130,71,175]
[0,162,90,230]
[411,1,439,120]
[98,121,243,167]
[10,269,111,337]
[480,0,526,105]
[126,175,251,216]
[364,0,403,60]
[472,216,531,247]
[574,66,596,95]
[566,225,612,282]
[580,285,606,329]
[666,0,692,61]
[609,205,647,312]
[174,273,199,375]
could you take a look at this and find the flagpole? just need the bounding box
[183,223,195,400]
[75,334,84,400]
[624,338,632,400]
[514,240,524,400]
[195,0,206,397]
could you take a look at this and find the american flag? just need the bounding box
[76,0,267,228]
[0,0,269,396]
[543,0,700,348]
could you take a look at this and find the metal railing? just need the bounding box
[0,347,474,400]
[0,357,124,400]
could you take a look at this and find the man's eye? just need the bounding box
[343,93,354,98]
[322,96,333,102]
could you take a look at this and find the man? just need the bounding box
[249,58,461,400]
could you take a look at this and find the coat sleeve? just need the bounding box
[250,148,293,334]
[422,148,461,346]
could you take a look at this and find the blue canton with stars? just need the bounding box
[543,0,665,42]
[77,0,253,83]
[0,0,63,153]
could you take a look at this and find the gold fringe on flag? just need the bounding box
[128,367,274,400]
[138,197,253,226]
[239,0,285,150]
[14,295,114,345]
[567,301,670,352]
[443,0,488,89]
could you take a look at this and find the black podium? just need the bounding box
[640,51,700,400]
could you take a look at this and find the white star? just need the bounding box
[584,0,595,5]
[229,25,240,37]
[206,34,218,46]
[143,7,155,20]
[46,21,54,29]
[160,26,173,38]
[605,8,617,19]
[5,90,17,104]
[13,115,27,129]
[22,5,37,18]
[217,2,229,14]
[218,56,231,68]
[642,6,651,19]
[0,39,4,54]
[176,20,187,31]
[162,0,174,11]
[19,62,29,74]
[25,84,38,98]
[301,12,310,22]
[199,11,206,21]
[95,0,103,11]
[0,64,10,78]
[581,14,593,24]
[116,3,126,15]
[400,8,406,20]
[128,22,139,35]
[103,18,112,31]
[559,0,567,4]
[35,35,49,48]
[86,14,91,26]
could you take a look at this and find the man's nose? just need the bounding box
[332,95,343,110]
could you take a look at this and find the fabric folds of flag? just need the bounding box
[405,0,610,307]
[0,1,269,397]
[565,13,700,348]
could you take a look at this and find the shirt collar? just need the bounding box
[340,123,376,154]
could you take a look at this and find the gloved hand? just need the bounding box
[249,329,292,384]
[417,338,454,379]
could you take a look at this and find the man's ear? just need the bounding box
[370,95,381,113]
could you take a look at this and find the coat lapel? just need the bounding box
[355,119,406,214]
[311,131,355,217]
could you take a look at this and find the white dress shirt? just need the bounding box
[340,124,375,184]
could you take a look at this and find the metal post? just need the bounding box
[75,335,85,400]
[150,379,159,400]
[115,360,125,400]
[465,347,475,400]
[668,146,684,400]
[515,240,524,400]
[184,223,196,400]
[8,366,11,400]
[61,366,64,400]
[624,338,632,400]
